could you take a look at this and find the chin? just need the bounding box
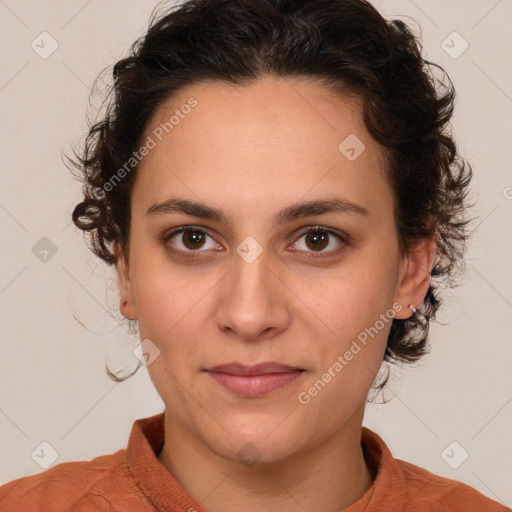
[204,415,306,466]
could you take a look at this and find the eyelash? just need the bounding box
[161,225,349,259]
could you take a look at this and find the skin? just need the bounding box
[117,76,435,512]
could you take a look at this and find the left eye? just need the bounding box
[292,228,345,254]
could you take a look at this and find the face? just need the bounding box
[118,76,432,464]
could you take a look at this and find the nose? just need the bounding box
[215,246,291,343]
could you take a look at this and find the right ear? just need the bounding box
[115,241,137,320]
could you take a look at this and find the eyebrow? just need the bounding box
[146,196,369,228]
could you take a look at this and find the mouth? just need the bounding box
[204,362,305,397]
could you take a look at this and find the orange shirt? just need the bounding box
[0,412,508,511]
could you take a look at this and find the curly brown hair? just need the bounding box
[68,0,473,381]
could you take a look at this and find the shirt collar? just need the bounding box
[127,411,405,512]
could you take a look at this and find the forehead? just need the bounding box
[133,76,391,220]
[148,76,368,149]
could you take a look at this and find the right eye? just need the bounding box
[163,226,222,255]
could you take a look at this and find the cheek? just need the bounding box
[129,239,197,329]
[294,248,399,398]
[133,276,200,352]
[132,267,212,415]
[129,253,221,375]
[299,256,398,342]
[295,280,393,433]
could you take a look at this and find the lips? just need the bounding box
[205,362,305,397]
[207,362,304,375]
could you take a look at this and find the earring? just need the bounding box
[408,304,417,315]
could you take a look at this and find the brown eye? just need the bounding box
[304,230,329,251]
[292,227,346,255]
[181,230,206,250]
[165,228,218,253]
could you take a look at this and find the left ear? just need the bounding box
[394,233,436,320]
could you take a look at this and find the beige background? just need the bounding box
[0,0,511,506]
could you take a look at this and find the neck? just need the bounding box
[157,407,374,512]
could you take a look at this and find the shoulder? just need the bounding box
[360,428,509,512]
[0,449,146,512]
[397,459,510,512]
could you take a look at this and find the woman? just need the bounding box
[0,0,508,510]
